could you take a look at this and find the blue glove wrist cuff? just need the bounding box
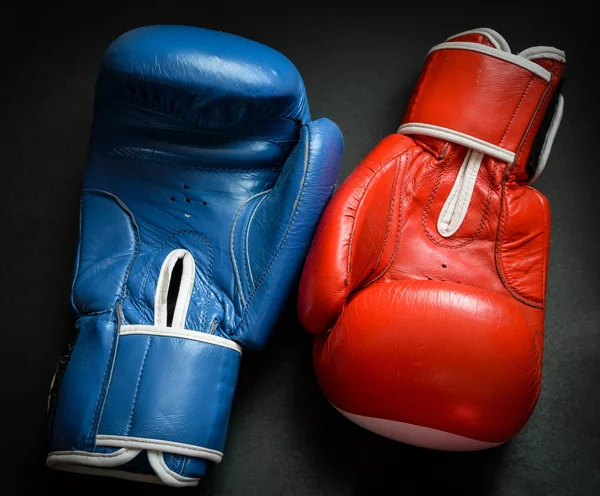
[48,321,241,484]
[98,324,242,456]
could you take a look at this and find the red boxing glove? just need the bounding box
[298,28,565,450]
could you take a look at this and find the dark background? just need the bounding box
[2,2,599,495]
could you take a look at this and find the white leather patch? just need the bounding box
[335,407,502,451]
[95,434,224,463]
[437,149,484,238]
[154,249,195,329]
[397,123,515,164]
[120,324,242,354]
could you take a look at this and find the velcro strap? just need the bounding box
[96,325,242,460]
[398,40,565,179]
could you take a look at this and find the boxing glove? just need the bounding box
[298,28,565,450]
[46,25,343,486]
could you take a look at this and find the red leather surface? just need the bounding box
[312,280,541,444]
[400,42,564,179]
[402,49,548,154]
[298,134,416,333]
[298,35,560,445]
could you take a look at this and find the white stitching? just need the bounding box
[245,194,269,288]
[229,189,272,307]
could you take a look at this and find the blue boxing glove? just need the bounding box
[46,25,343,487]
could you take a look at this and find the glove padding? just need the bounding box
[47,25,342,486]
[299,27,565,450]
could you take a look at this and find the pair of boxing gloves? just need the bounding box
[45,25,566,486]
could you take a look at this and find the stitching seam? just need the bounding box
[97,155,282,173]
[243,194,269,290]
[137,231,213,304]
[514,68,556,172]
[133,231,213,331]
[82,190,140,450]
[229,191,270,307]
[86,318,118,450]
[538,186,549,307]
[422,152,498,249]
[125,337,152,436]
[494,180,543,309]
[233,126,314,335]
[97,91,301,125]
[70,194,85,314]
[371,161,399,273]
[367,152,412,286]
[104,122,294,147]
[345,146,421,286]
[499,75,534,147]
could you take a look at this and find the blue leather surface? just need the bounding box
[48,25,343,483]
[99,334,240,450]
[50,317,119,452]
[71,191,138,314]
[98,25,310,132]
[98,333,241,479]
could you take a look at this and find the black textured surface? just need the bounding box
[2,2,599,495]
